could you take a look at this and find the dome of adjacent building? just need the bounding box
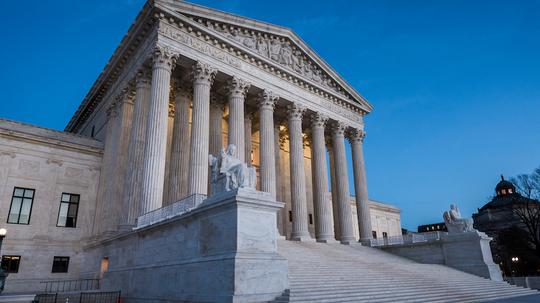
[495,175,516,196]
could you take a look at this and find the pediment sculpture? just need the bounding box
[209,144,257,195]
[443,204,476,233]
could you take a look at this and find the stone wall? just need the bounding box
[0,119,103,293]
[81,189,288,303]
[381,231,503,281]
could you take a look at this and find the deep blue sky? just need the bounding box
[1,0,539,230]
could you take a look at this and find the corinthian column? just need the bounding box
[167,82,192,202]
[258,90,278,198]
[209,96,225,156]
[331,121,355,244]
[140,46,177,214]
[327,140,340,240]
[348,128,373,242]
[123,69,151,225]
[188,62,217,196]
[287,103,312,241]
[310,113,334,242]
[244,111,254,165]
[227,76,250,162]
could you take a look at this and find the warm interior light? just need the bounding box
[0,228,6,236]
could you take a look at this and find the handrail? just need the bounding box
[40,278,99,293]
[136,193,206,229]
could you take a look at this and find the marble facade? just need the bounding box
[0,0,404,297]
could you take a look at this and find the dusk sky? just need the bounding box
[1,0,539,230]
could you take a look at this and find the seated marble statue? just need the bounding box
[443,204,475,233]
[209,144,256,194]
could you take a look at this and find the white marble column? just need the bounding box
[227,76,250,162]
[327,140,341,240]
[167,82,192,203]
[123,70,151,225]
[348,128,373,241]
[310,113,334,242]
[188,62,217,196]
[140,47,176,214]
[258,90,278,198]
[287,103,312,241]
[275,123,286,236]
[244,111,254,165]
[209,96,225,156]
[331,121,356,244]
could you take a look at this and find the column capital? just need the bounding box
[347,128,366,144]
[106,101,119,119]
[329,121,347,136]
[192,61,217,85]
[210,95,226,111]
[168,102,175,117]
[115,85,136,105]
[136,68,152,88]
[152,45,178,70]
[227,76,251,98]
[173,80,193,99]
[287,103,306,121]
[310,112,329,129]
[258,89,279,111]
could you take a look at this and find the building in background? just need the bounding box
[473,176,540,276]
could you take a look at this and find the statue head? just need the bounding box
[226,144,237,157]
[450,204,457,210]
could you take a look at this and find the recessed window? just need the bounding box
[57,193,80,228]
[372,231,377,239]
[502,189,507,195]
[52,256,70,273]
[309,214,313,225]
[508,188,513,194]
[288,211,292,222]
[383,232,388,238]
[7,187,35,225]
[1,255,21,273]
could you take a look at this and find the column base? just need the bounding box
[339,236,357,245]
[290,234,315,242]
[316,235,338,243]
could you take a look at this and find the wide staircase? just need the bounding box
[274,240,538,303]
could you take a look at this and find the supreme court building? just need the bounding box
[0,0,402,299]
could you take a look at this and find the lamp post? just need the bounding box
[0,228,7,294]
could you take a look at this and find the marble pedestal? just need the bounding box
[90,188,288,303]
[381,231,503,281]
[442,231,503,281]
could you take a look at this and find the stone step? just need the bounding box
[285,285,535,302]
[285,289,537,303]
[277,239,538,303]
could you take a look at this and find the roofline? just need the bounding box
[65,1,157,132]
[162,0,372,111]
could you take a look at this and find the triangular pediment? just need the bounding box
[156,0,372,112]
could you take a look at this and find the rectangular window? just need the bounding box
[57,193,80,228]
[7,187,35,224]
[52,256,70,273]
[1,255,21,273]
[372,231,377,239]
[383,232,388,238]
[309,214,313,225]
[288,211,293,222]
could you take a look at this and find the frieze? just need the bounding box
[188,15,348,100]
[159,19,363,126]
[159,23,241,68]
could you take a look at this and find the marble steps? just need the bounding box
[273,240,537,303]
[283,285,536,302]
[274,287,536,303]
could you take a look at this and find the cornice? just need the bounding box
[157,0,373,112]
[65,2,158,133]
[155,5,371,115]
